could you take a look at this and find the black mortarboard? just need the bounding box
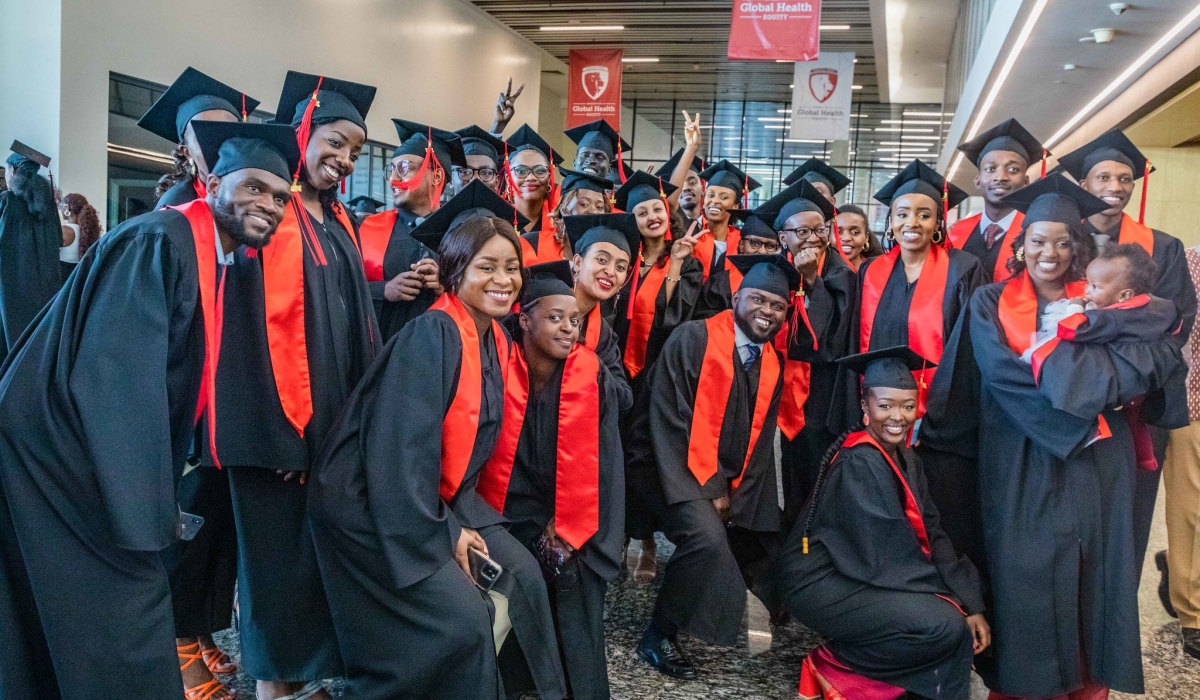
[393,119,468,169]
[606,161,635,185]
[837,345,935,391]
[614,171,678,211]
[558,167,612,195]
[1055,129,1151,181]
[755,179,834,229]
[190,121,301,184]
[454,125,504,164]
[410,180,529,252]
[728,254,801,298]
[273,71,376,133]
[999,172,1109,226]
[564,119,631,160]
[957,118,1046,169]
[137,67,259,143]
[699,160,762,194]
[7,141,51,172]
[654,148,704,178]
[347,195,384,214]
[874,159,968,209]
[522,260,576,303]
[505,124,564,166]
[564,214,640,258]
[735,213,779,241]
[782,158,850,194]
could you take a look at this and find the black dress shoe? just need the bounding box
[1183,627,1200,660]
[637,625,697,680]
[1157,550,1178,619]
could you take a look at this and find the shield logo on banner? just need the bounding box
[582,66,610,101]
[809,69,838,103]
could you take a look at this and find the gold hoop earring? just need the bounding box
[1015,246,1025,262]
[933,228,945,245]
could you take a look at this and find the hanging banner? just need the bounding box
[790,52,855,141]
[728,0,822,61]
[567,48,623,130]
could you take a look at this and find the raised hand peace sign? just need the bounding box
[671,220,704,260]
[682,110,702,149]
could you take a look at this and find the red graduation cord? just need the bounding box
[241,94,248,122]
[742,175,750,209]
[616,138,628,184]
[1040,148,1047,178]
[1139,160,1151,225]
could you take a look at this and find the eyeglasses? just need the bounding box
[388,160,423,181]
[779,226,828,240]
[741,238,781,253]
[453,166,498,183]
[511,165,551,180]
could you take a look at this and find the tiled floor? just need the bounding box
[216,481,1199,699]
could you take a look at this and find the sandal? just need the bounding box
[178,642,236,700]
[201,644,238,675]
[276,680,327,700]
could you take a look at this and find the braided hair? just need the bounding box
[155,143,194,200]
[797,429,856,553]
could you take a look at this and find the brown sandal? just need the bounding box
[178,642,236,700]
[201,644,238,675]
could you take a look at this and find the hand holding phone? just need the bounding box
[467,547,503,592]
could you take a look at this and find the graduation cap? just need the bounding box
[613,171,677,212]
[521,260,575,304]
[957,118,1046,170]
[837,346,936,391]
[137,67,260,143]
[728,254,801,298]
[190,121,302,184]
[606,160,635,185]
[347,195,384,215]
[999,172,1109,226]
[874,159,968,210]
[393,119,467,169]
[6,140,50,172]
[410,179,529,252]
[558,167,612,195]
[505,124,564,166]
[782,158,850,194]
[654,148,704,178]
[733,212,779,242]
[564,119,631,160]
[273,70,376,133]
[454,125,504,164]
[564,214,640,259]
[699,160,762,195]
[755,179,834,229]
[1055,129,1151,182]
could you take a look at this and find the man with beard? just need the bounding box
[564,119,630,181]
[453,125,505,194]
[0,121,296,700]
[359,119,466,339]
[656,148,705,225]
[626,256,796,679]
[948,119,1045,282]
[1057,129,1197,580]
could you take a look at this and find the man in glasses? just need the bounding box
[452,125,504,194]
[358,119,466,339]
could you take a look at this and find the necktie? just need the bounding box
[984,223,1004,250]
[743,344,760,372]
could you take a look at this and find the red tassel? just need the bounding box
[616,139,628,184]
[743,175,750,209]
[340,179,346,194]
[290,76,328,266]
[241,93,248,122]
[1139,160,1151,225]
[503,143,520,204]
[1040,148,1047,178]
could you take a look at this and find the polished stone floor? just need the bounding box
[215,480,1199,699]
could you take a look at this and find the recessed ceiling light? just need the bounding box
[540,25,624,31]
[851,85,863,90]
[881,119,942,125]
[758,117,789,122]
[876,127,934,132]
[903,111,953,117]
[622,57,659,63]
[820,25,851,30]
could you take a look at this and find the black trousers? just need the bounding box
[227,466,342,682]
[162,465,238,637]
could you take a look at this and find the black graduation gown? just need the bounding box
[781,252,858,526]
[0,208,206,699]
[369,208,438,340]
[578,310,633,412]
[625,320,784,645]
[693,266,734,320]
[0,191,63,364]
[501,362,625,700]
[779,444,982,699]
[309,312,563,700]
[969,281,1185,697]
[610,255,704,390]
[958,220,1011,280]
[154,176,200,210]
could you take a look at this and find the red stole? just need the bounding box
[534,226,564,264]
[842,431,930,556]
[996,271,1087,365]
[519,237,538,265]
[622,262,669,378]
[192,177,207,200]
[259,200,360,435]
[692,224,741,281]
[358,210,397,283]
[433,293,510,502]
[859,245,950,413]
[476,344,602,549]
[687,311,781,490]
[948,211,1024,282]
[581,304,602,351]
[168,199,226,468]
[1117,213,1155,256]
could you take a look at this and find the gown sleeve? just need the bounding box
[1154,232,1197,346]
[908,450,985,614]
[918,294,980,457]
[648,321,707,504]
[596,322,634,412]
[656,256,703,328]
[1037,333,1184,421]
[69,231,194,552]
